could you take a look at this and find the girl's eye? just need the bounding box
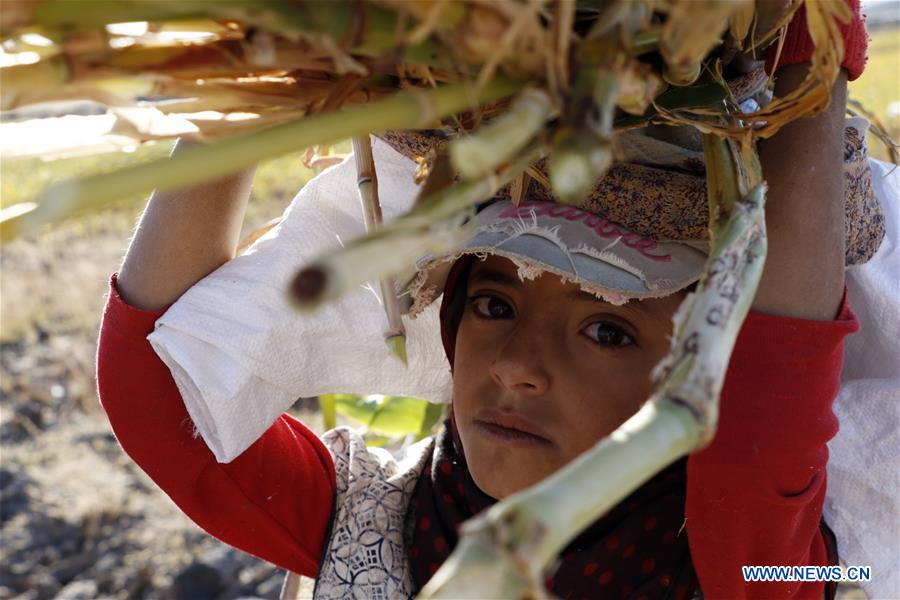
[583,321,635,348]
[468,295,514,319]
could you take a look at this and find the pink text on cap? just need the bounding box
[497,201,672,262]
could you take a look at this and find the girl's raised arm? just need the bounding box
[117,138,256,311]
[754,65,849,320]
[98,145,336,576]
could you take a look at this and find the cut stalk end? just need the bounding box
[449,88,552,180]
[290,266,328,307]
[549,142,612,205]
[384,335,408,367]
[0,202,37,244]
[663,62,702,87]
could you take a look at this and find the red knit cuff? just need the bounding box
[764,0,869,81]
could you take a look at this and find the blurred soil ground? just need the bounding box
[1,146,326,599]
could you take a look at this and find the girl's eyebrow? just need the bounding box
[469,267,660,320]
[468,267,520,288]
[565,287,652,316]
[469,266,652,317]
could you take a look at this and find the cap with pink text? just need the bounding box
[401,199,707,315]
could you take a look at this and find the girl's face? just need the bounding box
[452,255,685,499]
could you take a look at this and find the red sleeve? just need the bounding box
[686,290,859,599]
[764,0,868,81]
[96,273,336,577]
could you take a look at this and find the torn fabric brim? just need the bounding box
[402,199,708,315]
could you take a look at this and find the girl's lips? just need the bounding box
[473,410,552,446]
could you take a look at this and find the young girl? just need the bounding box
[97,4,870,599]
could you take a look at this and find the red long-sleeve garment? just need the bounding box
[96,273,858,598]
[97,274,336,577]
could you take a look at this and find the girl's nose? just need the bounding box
[489,326,551,396]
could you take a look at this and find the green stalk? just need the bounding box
[521,399,698,563]
[703,133,740,224]
[320,394,338,431]
[1,77,523,243]
[613,81,728,129]
[405,144,545,225]
[548,137,613,204]
[289,219,475,314]
[656,184,766,442]
[549,70,618,204]
[660,0,745,86]
[631,29,660,55]
[384,335,409,368]
[449,88,552,179]
[0,56,69,110]
[359,143,545,239]
[29,0,445,66]
[289,145,546,311]
[663,61,702,87]
[31,0,209,29]
[421,399,698,599]
[352,135,408,366]
[419,136,767,598]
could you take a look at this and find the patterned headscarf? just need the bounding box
[408,421,698,599]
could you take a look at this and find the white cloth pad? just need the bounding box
[149,139,454,462]
[824,158,900,600]
[149,143,900,597]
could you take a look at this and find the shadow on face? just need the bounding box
[450,255,687,499]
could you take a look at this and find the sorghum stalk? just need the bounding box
[449,88,553,179]
[421,399,700,599]
[405,143,545,225]
[548,136,613,204]
[549,69,618,204]
[0,56,69,110]
[25,0,445,66]
[419,135,767,598]
[289,218,475,314]
[660,0,751,86]
[290,144,546,311]
[0,78,523,243]
[352,135,408,366]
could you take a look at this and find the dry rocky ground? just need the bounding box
[1,177,314,599]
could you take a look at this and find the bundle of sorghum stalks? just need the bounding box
[0,0,861,374]
[1,0,851,239]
